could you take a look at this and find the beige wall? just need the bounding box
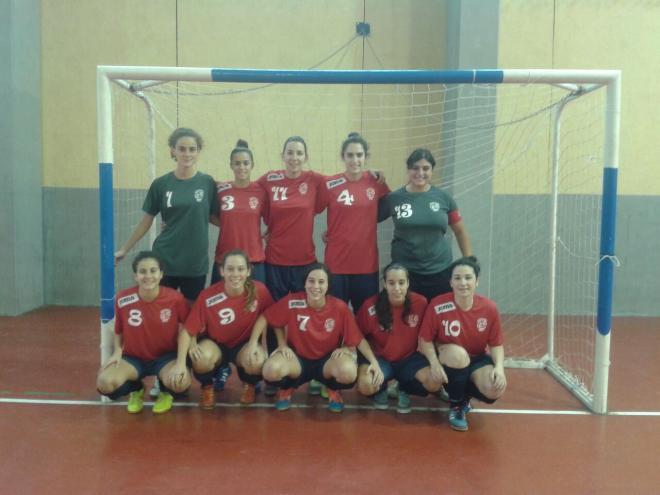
[42,0,446,190]
[498,0,660,195]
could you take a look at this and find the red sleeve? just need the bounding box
[257,283,275,313]
[177,294,191,323]
[488,304,504,347]
[448,209,462,225]
[341,305,364,347]
[183,296,206,336]
[315,176,329,213]
[419,303,439,342]
[114,301,123,335]
[355,301,374,337]
[377,177,391,197]
[263,297,291,328]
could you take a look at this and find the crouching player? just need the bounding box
[244,263,383,413]
[180,249,274,409]
[97,251,192,414]
[404,256,507,431]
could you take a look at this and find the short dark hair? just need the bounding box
[168,127,204,150]
[131,251,163,273]
[406,148,436,169]
[450,256,481,278]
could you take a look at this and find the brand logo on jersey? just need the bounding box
[366,187,375,200]
[434,302,456,314]
[249,196,259,209]
[194,189,205,202]
[407,314,420,327]
[216,182,232,192]
[324,318,335,332]
[298,182,308,195]
[289,299,307,309]
[429,201,440,212]
[206,293,228,307]
[118,294,139,308]
[266,173,285,181]
[160,309,172,323]
[326,177,346,189]
[477,318,488,332]
[367,305,376,316]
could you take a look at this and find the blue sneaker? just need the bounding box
[397,390,412,414]
[213,366,232,391]
[326,389,344,413]
[448,404,469,431]
[373,389,389,410]
[462,399,472,414]
[275,388,293,411]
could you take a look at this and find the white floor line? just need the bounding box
[1,397,659,416]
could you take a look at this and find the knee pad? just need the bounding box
[102,380,142,401]
[399,378,430,397]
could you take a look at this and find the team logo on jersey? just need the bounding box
[324,318,335,332]
[289,299,307,309]
[367,305,376,316]
[407,314,420,327]
[266,172,285,181]
[366,188,375,200]
[326,177,346,189]
[216,182,232,192]
[299,182,308,195]
[248,300,259,313]
[477,318,488,332]
[429,202,440,212]
[434,302,456,314]
[206,293,228,307]
[160,309,172,323]
[118,294,139,308]
[248,196,259,209]
[194,189,205,202]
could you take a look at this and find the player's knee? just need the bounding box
[96,373,120,394]
[357,375,378,396]
[334,363,357,384]
[438,344,469,369]
[262,359,285,382]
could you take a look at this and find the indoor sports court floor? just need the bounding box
[1,307,659,494]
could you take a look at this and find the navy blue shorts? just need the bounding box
[161,275,206,301]
[358,352,420,393]
[211,262,266,285]
[329,272,379,313]
[265,262,317,301]
[122,352,177,379]
[197,336,245,368]
[279,353,333,389]
[407,266,452,302]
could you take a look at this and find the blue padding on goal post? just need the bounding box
[99,162,115,323]
[210,69,504,84]
[597,167,618,336]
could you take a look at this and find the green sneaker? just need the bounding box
[320,385,328,400]
[397,390,412,414]
[153,391,173,414]
[127,388,144,414]
[373,389,389,410]
[308,379,322,396]
[387,380,399,399]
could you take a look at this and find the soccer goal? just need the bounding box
[97,67,620,414]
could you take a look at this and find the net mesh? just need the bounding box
[110,77,606,402]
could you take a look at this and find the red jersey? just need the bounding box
[184,280,273,348]
[114,286,190,361]
[419,293,503,356]
[214,181,267,263]
[263,293,363,359]
[317,172,390,274]
[257,170,324,265]
[356,292,427,362]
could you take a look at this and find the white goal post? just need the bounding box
[97,66,620,413]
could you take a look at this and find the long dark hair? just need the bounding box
[375,263,412,332]
[221,249,255,312]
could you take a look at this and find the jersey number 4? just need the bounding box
[336,189,354,206]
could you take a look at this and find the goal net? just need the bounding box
[98,67,620,413]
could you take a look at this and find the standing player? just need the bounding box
[115,127,219,303]
[405,256,507,431]
[96,251,192,414]
[180,249,274,408]
[212,139,267,285]
[257,136,325,301]
[379,148,472,302]
[243,263,383,413]
[355,263,427,413]
[210,139,268,392]
[317,133,390,313]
